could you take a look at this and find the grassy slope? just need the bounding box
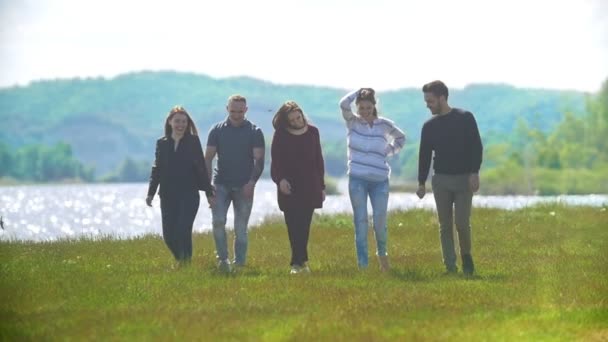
[1,205,607,341]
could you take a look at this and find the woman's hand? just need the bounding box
[279,179,292,195]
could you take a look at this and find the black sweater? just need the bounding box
[147,134,213,198]
[418,108,483,185]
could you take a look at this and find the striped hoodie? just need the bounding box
[339,89,406,182]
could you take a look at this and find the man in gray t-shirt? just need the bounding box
[205,94,265,272]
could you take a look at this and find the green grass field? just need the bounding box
[1,205,607,341]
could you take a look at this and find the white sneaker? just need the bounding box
[290,265,301,274]
[218,259,232,273]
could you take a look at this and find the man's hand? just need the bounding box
[469,173,480,193]
[279,179,292,195]
[145,196,153,207]
[206,185,216,208]
[207,194,216,208]
[322,190,326,202]
[243,181,256,200]
[416,184,426,199]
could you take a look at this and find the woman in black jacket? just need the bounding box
[146,106,213,264]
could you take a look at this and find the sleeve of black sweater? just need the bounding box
[466,112,483,173]
[147,139,161,197]
[418,123,433,185]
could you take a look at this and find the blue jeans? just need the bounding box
[348,175,389,268]
[211,184,254,265]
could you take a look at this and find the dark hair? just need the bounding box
[422,80,449,99]
[355,87,378,117]
[164,105,199,137]
[272,101,308,130]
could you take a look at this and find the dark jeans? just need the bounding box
[283,207,314,266]
[160,191,200,261]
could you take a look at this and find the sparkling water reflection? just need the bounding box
[0,181,606,242]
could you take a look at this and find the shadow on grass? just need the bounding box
[389,268,435,282]
[201,265,267,278]
[389,268,511,283]
[165,261,512,283]
[477,272,510,281]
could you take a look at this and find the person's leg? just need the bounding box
[283,208,298,266]
[211,184,232,264]
[454,177,474,275]
[299,207,314,267]
[432,175,457,272]
[349,176,370,268]
[175,192,200,261]
[160,196,180,260]
[369,179,390,271]
[232,186,254,266]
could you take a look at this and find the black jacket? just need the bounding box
[147,134,213,198]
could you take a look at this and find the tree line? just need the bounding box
[0,72,605,194]
[0,142,94,183]
[0,71,586,174]
[481,79,608,194]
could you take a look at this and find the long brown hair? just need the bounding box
[356,87,378,117]
[164,105,199,137]
[272,101,308,130]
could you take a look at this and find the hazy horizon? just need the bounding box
[1,0,607,92]
[0,69,603,93]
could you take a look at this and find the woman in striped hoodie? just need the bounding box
[339,88,405,271]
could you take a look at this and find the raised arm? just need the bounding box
[386,123,406,157]
[339,89,359,122]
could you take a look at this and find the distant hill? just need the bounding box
[0,71,588,175]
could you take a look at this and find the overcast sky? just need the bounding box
[1,0,607,91]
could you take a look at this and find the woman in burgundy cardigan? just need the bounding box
[270,101,326,274]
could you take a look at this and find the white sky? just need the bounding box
[1,0,607,91]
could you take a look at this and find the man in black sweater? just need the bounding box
[416,80,483,276]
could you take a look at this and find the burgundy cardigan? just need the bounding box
[270,125,325,211]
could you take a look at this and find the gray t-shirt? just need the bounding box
[207,118,265,188]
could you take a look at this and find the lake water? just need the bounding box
[1,180,606,242]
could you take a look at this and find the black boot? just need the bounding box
[462,254,475,276]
